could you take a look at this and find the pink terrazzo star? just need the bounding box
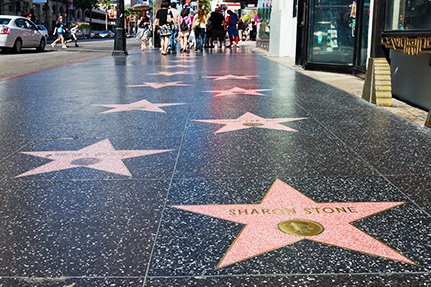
[127,81,191,89]
[94,99,184,114]
[193,112,307,134]
[205,87,272,97]
[204,74,257,81]
[149,71,192,76]
[16,139,171,178]
[173,179,414,268]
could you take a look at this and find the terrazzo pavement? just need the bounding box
[0,46,430,287]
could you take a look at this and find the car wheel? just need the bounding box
[36,38,46,52]
[13,38,22,53]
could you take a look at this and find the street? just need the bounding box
[0,38,140,80]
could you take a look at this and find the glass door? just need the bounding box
[354,0,371,71]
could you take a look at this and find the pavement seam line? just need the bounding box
[293,101,431,218]
[142,110,191,287]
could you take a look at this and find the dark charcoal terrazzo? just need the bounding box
[148,176,430,277]
[145,273,431,287]
[0,180,168,277]
[0,47,430,285]
[0,277,143,287]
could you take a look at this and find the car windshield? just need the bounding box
[0,18,11,25]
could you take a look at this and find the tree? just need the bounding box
[98,0,113,30]
[198,0,210,14]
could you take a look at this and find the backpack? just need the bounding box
[180,17,188,31]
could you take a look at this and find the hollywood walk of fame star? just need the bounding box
[193,112,307,134]
[173,179,414,268]
[127,81,191,89]
[94,99,184,114]
[205,87,272,97]
[203,74,257,81]
[149,71,192,77]
[15,139,172,178]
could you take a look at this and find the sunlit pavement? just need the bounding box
[0,45,430,287]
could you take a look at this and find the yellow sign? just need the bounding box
[381,36,431,56]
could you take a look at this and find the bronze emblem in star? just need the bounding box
[193,112,307,134]
[204,87,272,97]
[15,139,172,178]
[94,99,184,114]
[127,81,191,89]
[173,179,415,268]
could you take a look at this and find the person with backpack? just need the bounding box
[178,8,192,52]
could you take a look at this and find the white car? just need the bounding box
[0,15,46,53]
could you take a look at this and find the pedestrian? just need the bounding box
[168,2,180,54]
[238,17,246,42]
[208,6,225,49]
[178,8,192,52]
[154,0,174,55]
[66,22,80,47]
[137,12,152,50]
[226,9,239,48]
[51,15,67,49]
[193,6,207,52]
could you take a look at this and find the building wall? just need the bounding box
[391,52,431,111]
[268,0,296,58]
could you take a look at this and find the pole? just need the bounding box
[112,0,128,56]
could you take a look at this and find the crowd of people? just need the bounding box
[50,15,80,49]
[136,1,257,55]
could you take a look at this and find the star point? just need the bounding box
[193,112,307,134]
[16,139,172,178]
[149,71,192,77]
[94,99,184,114]
[127,81,191,89]
[173,179,414,268]
[205,87,272,97]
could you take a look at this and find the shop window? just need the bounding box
[307,0,357,65]
[386,0,431,31]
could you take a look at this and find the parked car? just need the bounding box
[36,24,49,40]
[97,30,115,38]
[0,15,46,53]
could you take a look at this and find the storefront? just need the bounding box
[295,0,372,75]
[257,0,272,50]
[381,0,431,111]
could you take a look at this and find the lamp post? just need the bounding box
[112,0,128,56]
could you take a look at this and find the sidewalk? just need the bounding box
[254,48,429,127]
[0,46,429,286]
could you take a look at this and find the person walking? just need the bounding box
[193,6,207,53]
[51,15,67,49]
[66,22,80,47]
[238,17,246,42]
[226,9,239,48]
[178,8,192,52]
[154,0,174,55]
[168,2,180,54]
[208,6,225,49]
[137,12,152,50]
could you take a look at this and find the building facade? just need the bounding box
[266,0,431,112]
